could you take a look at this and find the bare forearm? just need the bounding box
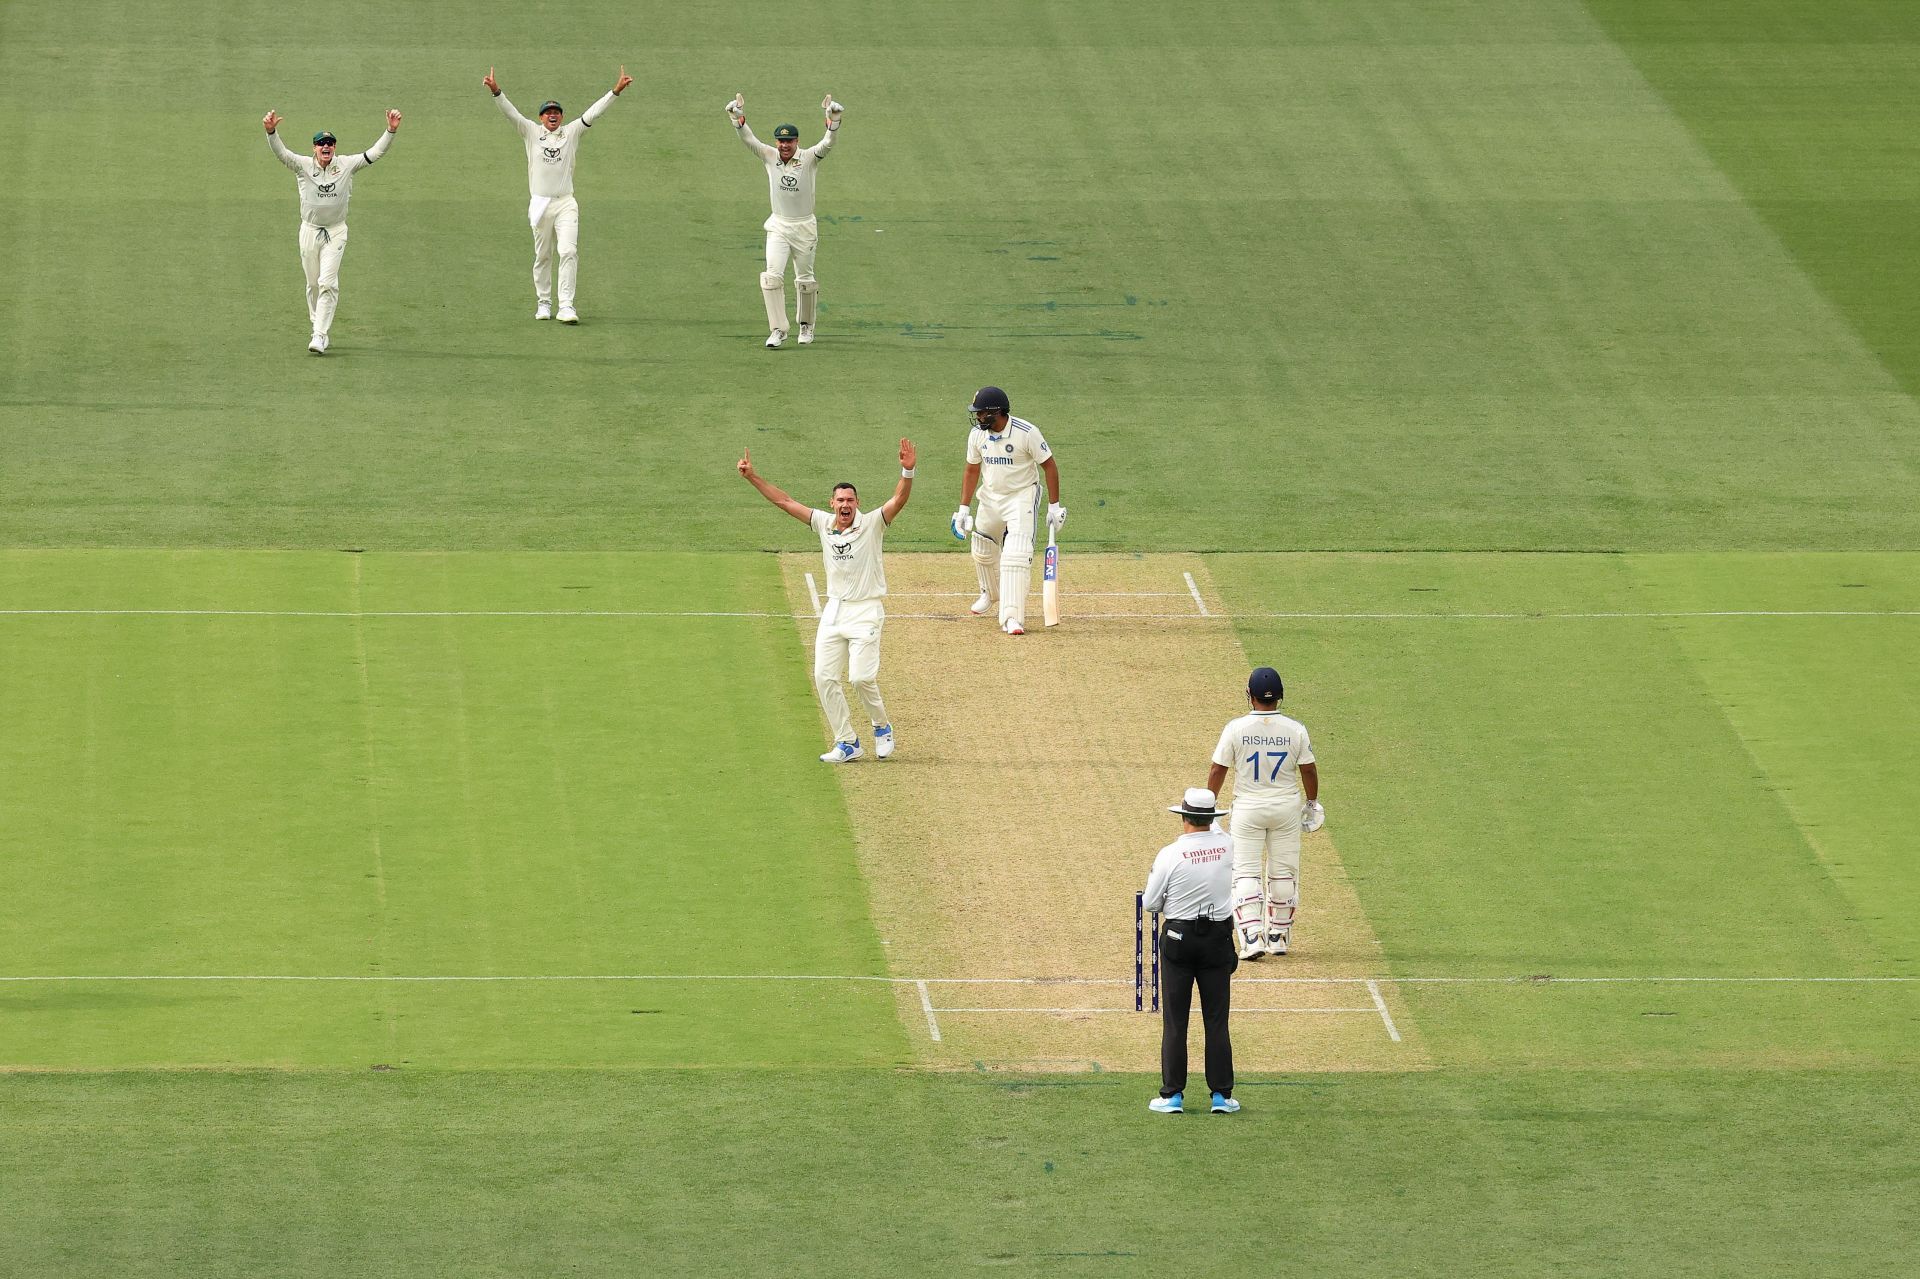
[960,465,980,506]
[1042,458,1061,503]
[1300,763,1318,804]
[1207,763,1228,797]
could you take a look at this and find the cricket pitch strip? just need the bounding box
[784,552,1424,1073]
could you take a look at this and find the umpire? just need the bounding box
[1142,788,1240,1114]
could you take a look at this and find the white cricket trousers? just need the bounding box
[1231,797,1304,946]
[297,222,350,338]
[813,597,888,746]
[761,214,819,330]
[530,195,581,308]
[971,483,1043,628]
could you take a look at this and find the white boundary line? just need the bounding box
[803,574,822,617]
[1182,571,1210,617]
[915,979,942,1042]
[1366,979,1402,1043]
[4,607,1916,622]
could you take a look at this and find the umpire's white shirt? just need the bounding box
[1143,830,1234,921]
[967,417,1052,502]
[1214,710,1314,804]
[738,124,836,221]
[811,508,887,603]
[269,130,391,227]
[498,92,616,197]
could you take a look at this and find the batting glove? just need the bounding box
[951,505,973,540]
[1302,800,1326,833]
[1046,502,1067,531]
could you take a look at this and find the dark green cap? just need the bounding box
[539,100,563,115]
[312,131,337,146]
[773,123,799,140]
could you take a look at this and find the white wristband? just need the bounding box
[901,467,915,478]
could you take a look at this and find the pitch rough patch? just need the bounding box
[783,553,1425,1072]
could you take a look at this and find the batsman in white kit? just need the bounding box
[726,92,842,348]
[1207,666,1324,959]
[483,65,633,323]
[951,386,1065,635]
[738,439,916,763]
[261,109,402,354]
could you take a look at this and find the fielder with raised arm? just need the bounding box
[261,109,401,354]
[951,386,1064,635]
[1207,666,1324,959]
[484,65,632,323]
[738,439,915,763]
[726,92,841,348]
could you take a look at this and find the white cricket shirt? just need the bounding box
[1143,829,1235,921]
[1213,710,1314,804]
[738,124,836,221]
[810,508,888,603]
[965,416,1052,498]
[498,92,616,197]
[268,129,392,228]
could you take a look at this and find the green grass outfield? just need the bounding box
[4,0,1920,1274]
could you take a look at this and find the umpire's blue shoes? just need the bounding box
[819,741,863,764]
[1210,1093,1241,1114]
[1149,1093,1183,1114]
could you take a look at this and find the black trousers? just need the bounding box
[1158,916,1238,1098]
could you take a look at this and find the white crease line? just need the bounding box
[1366,979,1403,1043]
[2,973,1905,985]
[933,1007,1380,1015]
[1183,571,1210,617]
[888,591,1185,598]
[916,979,942,1042]
[803,574,821,618]
[3,608,1917,622]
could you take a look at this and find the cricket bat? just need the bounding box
[1042,528,1060,627]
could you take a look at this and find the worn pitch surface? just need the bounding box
[783,552,1419,1071]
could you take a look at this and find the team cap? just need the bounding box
[773,123,800,140]
[1169,788,1222,820]
[312,131,337,145]
[1248,667,1284,702]
[539,100,563,114]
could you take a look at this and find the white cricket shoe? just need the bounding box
[557,306,579,325]
[307,333,326,355]
[1003,618,1025,636]
[819,741,862,764]
[534,302,553,321]
[1237,934,1268,961]
[797,323,814,345]
[873,725,896,759]
[969,591,994,616]
[766,329,786,349]
[1267,929,1290,956]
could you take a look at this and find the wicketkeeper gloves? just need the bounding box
[726,93,744,123]
[822,94,844,118]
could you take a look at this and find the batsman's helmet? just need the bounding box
[968,385,1011,428]
[1248,666,1284,703]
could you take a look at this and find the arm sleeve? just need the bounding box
[267,131,304,172]
[1142,850,1172,916]
[963,430,983,465]
[1029,426,1052,460]
[737,124,776,161]
[351,127,394,170]
[1297,728,1314,765]
[580,91,617,127]
[1211,723,1238,770]
[495,93,536,139]
[808,509,829,535]
[808,126,836,160]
